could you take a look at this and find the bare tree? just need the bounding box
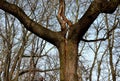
[0,0,119,81]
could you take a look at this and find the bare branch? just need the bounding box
[0,0,62,46]
[68,0,119,41]
[82,19,119,42]
[57,0,72,31]
[19,68,60,76]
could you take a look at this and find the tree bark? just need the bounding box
[58,39,79,81]
[0,0,119,81]
[0,0,61,46]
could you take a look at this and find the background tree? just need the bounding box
[0,0,119,81]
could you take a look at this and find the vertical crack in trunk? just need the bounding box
[59,33,79,81]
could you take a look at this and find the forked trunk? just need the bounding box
[58,40,79,81]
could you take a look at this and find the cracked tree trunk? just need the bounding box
[58,39,79,81]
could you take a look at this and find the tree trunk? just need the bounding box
[58,39,79,81]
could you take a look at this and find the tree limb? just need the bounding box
[0,0,62,46]
[68,0,120,42]
[57,0,72,31]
